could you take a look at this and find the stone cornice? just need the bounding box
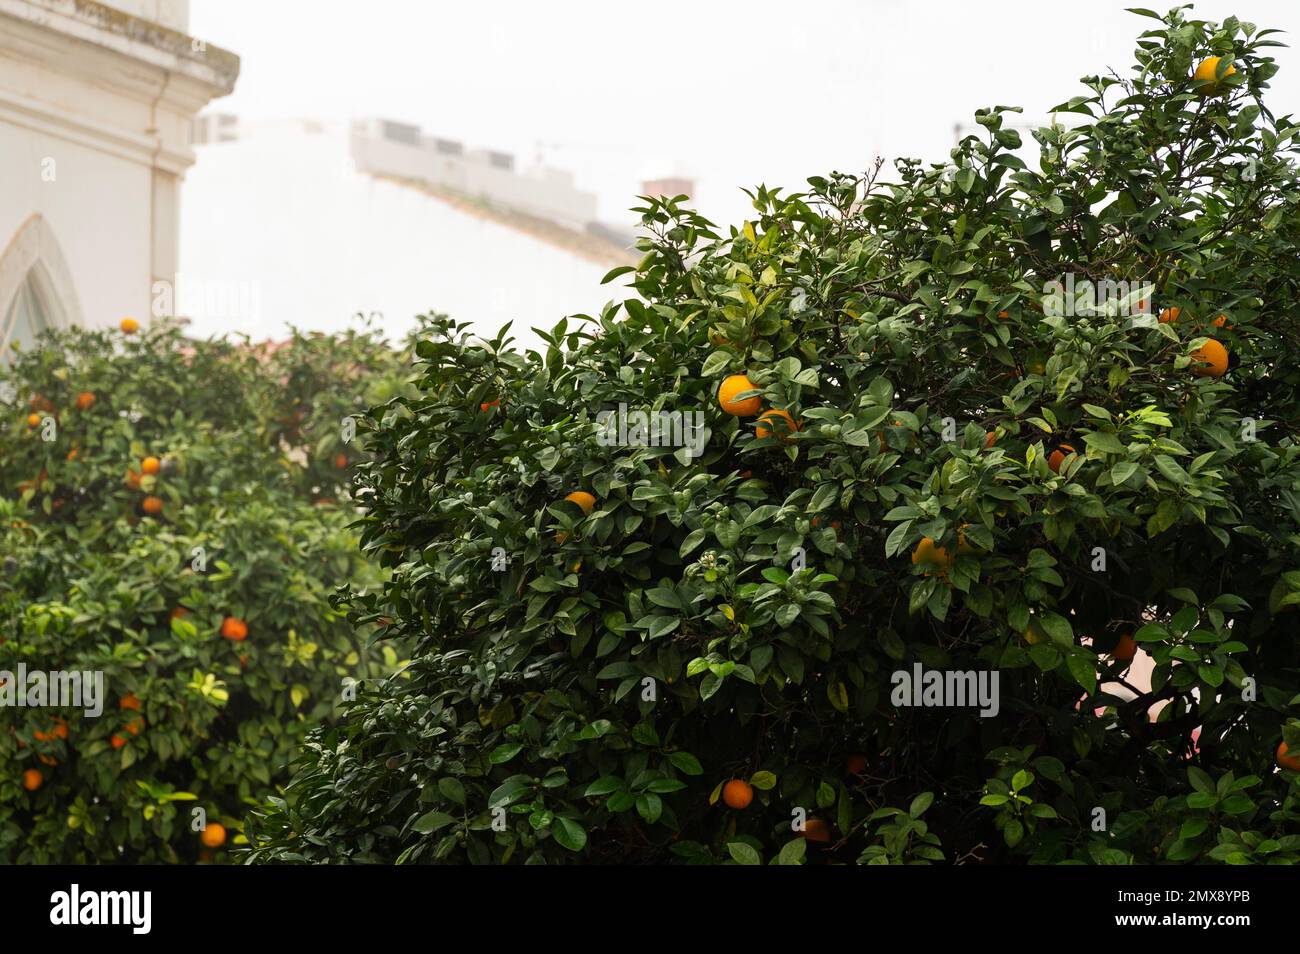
[0,0,241,173]
[1,0,239,93]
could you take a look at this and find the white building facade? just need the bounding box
[350,118,599,231]
[0,0,237,362]
[178,117,622,354]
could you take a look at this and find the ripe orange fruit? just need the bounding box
[125,717,145,737]
[1193,55,1236,92]
[200,822,227,848]
[997,310,1009,319]
[22,768,42,791]
[141,456,161,475]
[25,413,40,428]
[111,734,128,750]
[1112,633,1137,662]
[75,391,95,411]
[911,537,952,569]
[801,818,831,843]
[555,492,595,544]
[1190,338,1228,378]
[221,617,249,641]
[120,693,142,711]
[564,491,596,515]
[1212,314,1231,328]
[983,430,997,449]
[142,495,163,516]
[717,374,762,417]
[52,719,68,740]
[333,453,348,469]
[170,607,189,620]
[755,409,799,441]
[479,399,500,412]
[721,779,754,809]
[1048,443,1076,474]
[846,753,867,776]
[120,317,139,333]
[1277,741,1300,772]
[1158,306,1181,324]
[124,468,142,489]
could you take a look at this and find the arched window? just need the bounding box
[0,215,82,366]
[1,269,53,365]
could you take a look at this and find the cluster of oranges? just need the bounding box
[23,390,96,431]
[124,455,165,516]
[120,452,165,515]
[1158,306,1231,378]
[26,717,70,772]
[717,374,800,442]
[110,693,147,750]
[717,754,870,847]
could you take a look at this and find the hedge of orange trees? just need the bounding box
[0,318,411,862]
[247,9,1300,865]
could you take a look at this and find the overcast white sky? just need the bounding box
[190,0,1300,227]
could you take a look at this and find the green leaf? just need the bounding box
[1083,431,1126,455]
[600,265,636,284]
[1110,461,1139,485]
[667,751,704,776]
[1067,652,1097,694]
[679,528,707,558]
[778,838,807,865]
[488,743,524,764]
[488,778,531,811]
[552,816,588,852]
[412,810,456,834]
[584,776,624,797]
[727,841,762,865]
[438,777,467,805]
[909,791,934,817]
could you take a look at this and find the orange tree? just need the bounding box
[248,9,1300,864]
[0,319,412,862]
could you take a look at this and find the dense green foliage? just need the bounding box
[0,320,410,862]
[249,9,1300,864]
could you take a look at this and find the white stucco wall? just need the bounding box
[0,113,153,328]
[0,0,237,338]
[181,120,620,352]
